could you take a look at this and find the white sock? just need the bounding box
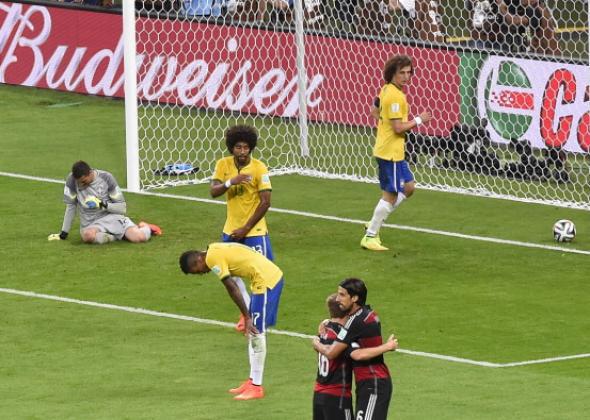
[139,226,152,241]
[234,277,251,309]
[393,192,407,209]
[93,232,115,244]
[248,333,266,386]
[366,199,394,237]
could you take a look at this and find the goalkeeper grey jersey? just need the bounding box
[63,170,125,228]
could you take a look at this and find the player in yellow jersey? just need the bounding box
[210,125,274,331]
[361,55,432,251]
[179,243,285,401]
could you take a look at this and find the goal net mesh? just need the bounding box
[134,0,589,209]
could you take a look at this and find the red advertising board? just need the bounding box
[0,2,460,135]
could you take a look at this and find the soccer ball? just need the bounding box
[553,219,576,243]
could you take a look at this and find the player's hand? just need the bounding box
[84,196,107,209]
[231,174,252,185]
[230,227,249,241]
[48,231,68,241]
[385,334,399,352]
[419,111,432,124]
[244,316,259,336]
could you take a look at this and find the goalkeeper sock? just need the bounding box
[234,277,251,309]
[248,333,266,386]
[94,232,115,244]
[139,225,152,241]
[366,199,394,237]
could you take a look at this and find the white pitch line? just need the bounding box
[47,102,84,108]
[2,170,588,256]
[1,287,588,368]
[498,353,590,368]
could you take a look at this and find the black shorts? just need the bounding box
[313,392,353,420]
[355,378,393,420]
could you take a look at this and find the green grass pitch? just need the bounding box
[1,84,589,419]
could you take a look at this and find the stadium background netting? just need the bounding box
[131,0,589,210]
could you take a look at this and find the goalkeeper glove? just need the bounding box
[84,196,107,210]
[48,231,68,241]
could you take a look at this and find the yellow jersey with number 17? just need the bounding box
[374,83,409,162]
[212,156,272,237]
[205,242,283,294]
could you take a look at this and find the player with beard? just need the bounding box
[313,278,398,420]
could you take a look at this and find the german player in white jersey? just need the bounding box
[361,55,432,251]
[48,161,161,244]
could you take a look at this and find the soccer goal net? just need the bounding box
[126,0,589,210]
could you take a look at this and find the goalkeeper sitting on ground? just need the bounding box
[48,160,162,244]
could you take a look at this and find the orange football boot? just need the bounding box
[229,378,252,395]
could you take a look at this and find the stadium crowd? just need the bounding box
[44,0,567,56]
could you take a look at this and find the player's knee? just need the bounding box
[405,183,416,197]
[125,228,146,243]
[125,226,149,243]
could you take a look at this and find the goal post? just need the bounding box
[122,0,140,193]
[124,0,590,210]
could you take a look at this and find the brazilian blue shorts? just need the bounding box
[250,278,284,332]
[221,233,274,261]
[377,158,414,194]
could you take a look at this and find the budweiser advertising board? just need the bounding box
[477,56,590,153]
[0,2,459,135]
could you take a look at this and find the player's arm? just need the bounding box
[49,179,77,241]
[317,319,329,335]
[312,337,348,360]
[350,334,398,361]
[210,179,227,198]
[370,97,380,120]
[104,173,126,214]
[221,276,258,335]
[49,203,77,240]
[231,190,271,240]
[210,174,253,198]
[390,112,432,134]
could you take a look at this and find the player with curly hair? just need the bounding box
[210,125,274,332]
[361,55,432,251]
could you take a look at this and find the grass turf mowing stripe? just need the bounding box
[2,170,589,256]
[2,287,589,368]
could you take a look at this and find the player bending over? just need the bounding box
[179,242,285,400]
[48,160,161,244]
